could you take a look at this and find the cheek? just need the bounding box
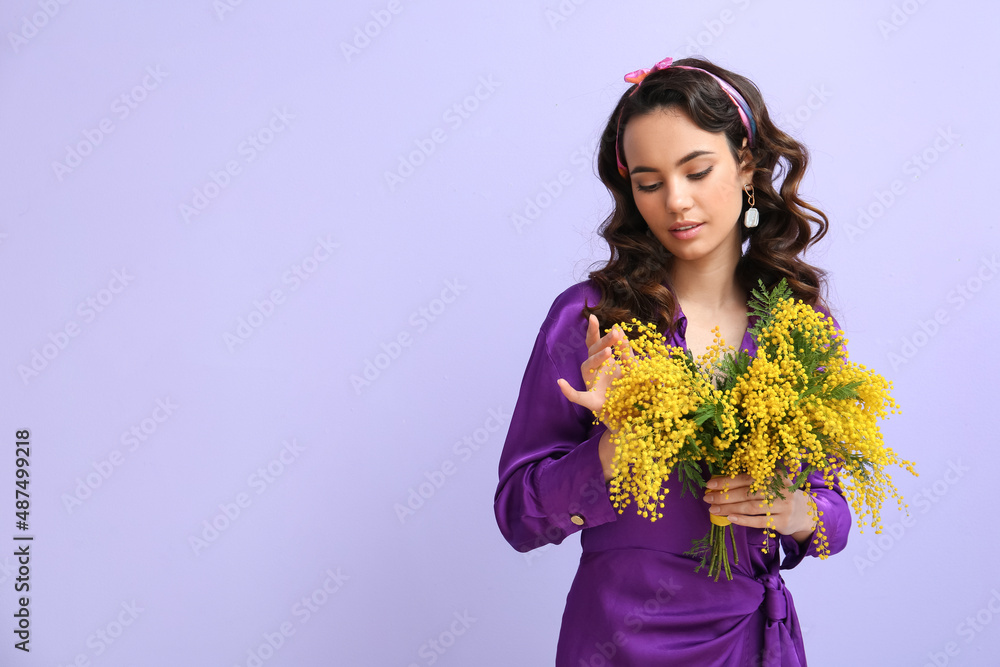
[710,182,744,218]
[708,179,738,201]
[632,194,659,224]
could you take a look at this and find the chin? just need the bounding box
[658,240,707,261]
[666,244,701,258]
[654,230,738,263]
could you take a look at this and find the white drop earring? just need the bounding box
[743,183,758,228]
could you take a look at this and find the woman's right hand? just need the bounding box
[556,314,633,481]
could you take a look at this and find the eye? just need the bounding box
[635,167,713,192]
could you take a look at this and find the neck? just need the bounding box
[667,242,744,312]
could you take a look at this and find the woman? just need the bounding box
[494,56,851,666]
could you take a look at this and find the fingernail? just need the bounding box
[709,506,719,513]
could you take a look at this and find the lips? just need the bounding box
[667,222,703,240]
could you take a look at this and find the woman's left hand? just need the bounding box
[702,474,817,545]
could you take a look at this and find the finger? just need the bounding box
[588,323,625,358]
[704,486,753,508]
[584,314,600,349]
[581,348,614,388]
[706,474,752,491]
[703,487,743,505]
[557,378,601,412]
[722,514,775,529]
[557,377,584,405]
[582,346,613,373]
[705,483,789,507]
[589,361,618,393]
[614,331,636,361]
[710,498,776,515]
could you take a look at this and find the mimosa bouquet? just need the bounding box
[595,279,917,580]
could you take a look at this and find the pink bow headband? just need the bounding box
[614,57,757,178]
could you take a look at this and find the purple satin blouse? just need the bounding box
[494,280,852,666]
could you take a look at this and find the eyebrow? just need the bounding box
[629,150,715,175]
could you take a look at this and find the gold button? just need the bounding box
[570,514,585,526]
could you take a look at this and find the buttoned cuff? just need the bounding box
[536,427,618,533]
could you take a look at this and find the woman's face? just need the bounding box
[621,107,753,263]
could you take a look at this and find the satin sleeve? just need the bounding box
[493,289,619,553]
[778,467,852,569]
[779,310,853,569]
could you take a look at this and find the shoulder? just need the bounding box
[540,280,602,333]
[531,280,602,368]
[810,301,842,331]
[811,301,833,321]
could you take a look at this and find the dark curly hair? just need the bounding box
[584,57,830,335]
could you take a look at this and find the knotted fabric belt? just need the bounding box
[760,573,788,622]
[757,572,801,667]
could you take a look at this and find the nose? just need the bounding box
[662,177,693,214]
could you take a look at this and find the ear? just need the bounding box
[737,138,754,182]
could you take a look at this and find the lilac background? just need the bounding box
[1,1,998,665]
